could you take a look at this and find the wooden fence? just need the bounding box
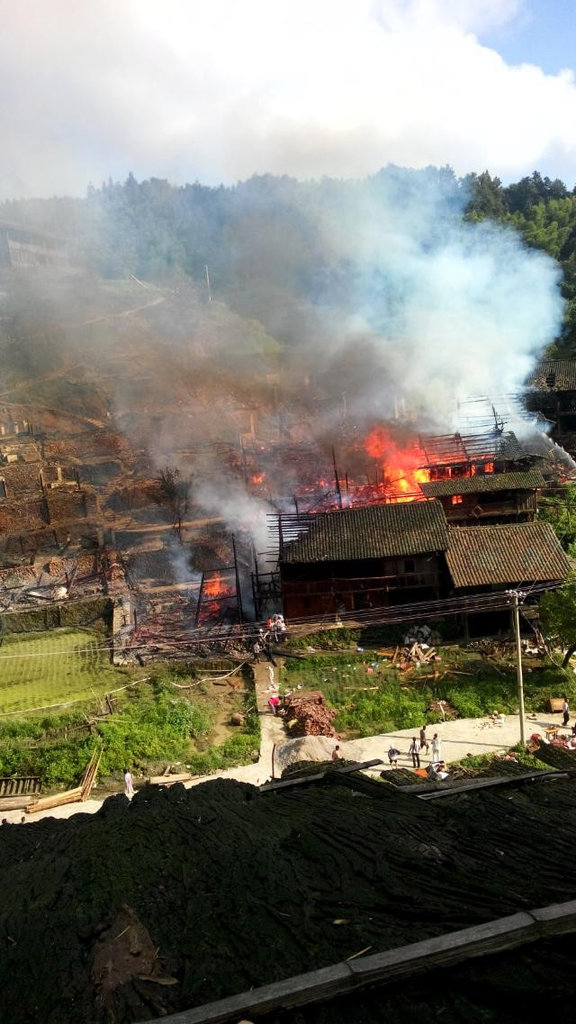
[0,776,41,797]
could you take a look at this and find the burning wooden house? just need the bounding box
[419,470,546,524]
[275,495,571,626]
[276,501,449,619]
[310,426,551,512]
[414,430,533,480]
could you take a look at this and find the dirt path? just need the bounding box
[117,516,224,534]
[80,295,166,326]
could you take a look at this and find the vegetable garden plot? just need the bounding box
[0,629,124,713]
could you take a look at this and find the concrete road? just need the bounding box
[1,707,562,825]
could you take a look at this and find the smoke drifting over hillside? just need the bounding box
[308,175,563,428]
[0,167,566,565]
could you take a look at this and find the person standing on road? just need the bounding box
[124,769,135,799]
[409,737,420,768]
[431,733,441,761]
[388,746,400,766]
[563,696,570,727]
[419,725,429,754]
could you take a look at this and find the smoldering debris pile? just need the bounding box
[2,776,576,1022]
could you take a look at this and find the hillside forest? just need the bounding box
[2,166,576,356]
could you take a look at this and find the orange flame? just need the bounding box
[250,472,265,484]
[364,428,429,496]
[204,573,225,598]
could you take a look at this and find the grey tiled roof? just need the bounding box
[280,500,448,563]
[526,360,576,392]
[420,470,546,498]
[446,522,571,589]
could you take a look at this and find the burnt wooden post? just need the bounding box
[251,573,259,621]
[332,446,343,509]
[278,514,284,560]
[232,536,244,623]
[240,436,248,484]
[252,556,261,620]
[195,573,205,628]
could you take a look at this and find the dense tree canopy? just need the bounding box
[2,164,576,354]
[539,574,576,667]
[464,171,576,353]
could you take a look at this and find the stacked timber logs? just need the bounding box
[283,690,338,737]
[26,746,102,815]
[532,739,576,770]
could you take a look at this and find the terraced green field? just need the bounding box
[0,629,131,714]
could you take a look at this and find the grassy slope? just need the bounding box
[0,629,130,713]
[0,661,260,788]
[281,646,572,737]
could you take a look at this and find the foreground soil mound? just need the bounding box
[1,775,576,1023]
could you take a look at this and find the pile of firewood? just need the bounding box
[398,643,441,668]
[466,638,513,659]
[283,690,338,738]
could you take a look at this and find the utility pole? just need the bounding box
[204,264,212,303]
[508,590,526,746]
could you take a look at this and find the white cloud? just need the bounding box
[1,0,575,197]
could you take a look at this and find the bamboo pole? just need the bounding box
[26,788,83,814]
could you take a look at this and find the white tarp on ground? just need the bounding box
[272,736,337,778]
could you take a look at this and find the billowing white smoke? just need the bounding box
[314,171,564,430]
[195,478,271,561]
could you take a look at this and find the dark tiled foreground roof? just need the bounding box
[420,470,546,498]
[280,500,448,563]
[446,522,571,589]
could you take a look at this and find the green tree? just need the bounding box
[540,574,576,666]
[505,171,566,215]
[463,171,508,221]
[537,485,576,550]
[506,196,576,260]
[154,466,191,542]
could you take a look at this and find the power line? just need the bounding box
[0,581,563,662]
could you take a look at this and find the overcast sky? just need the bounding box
[2,0,576,199]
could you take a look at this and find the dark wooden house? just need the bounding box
[419,470,545,524]
[277,500,449,619]
[525,359,576,455]
[0,221,67,270]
